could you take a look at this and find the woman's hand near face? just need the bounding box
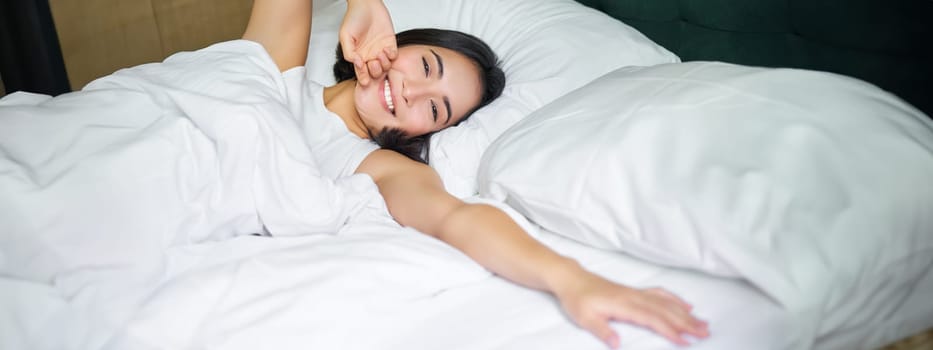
[341,0,398,86]
[553,267,710,348]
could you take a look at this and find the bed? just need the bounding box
[1,0,931,349]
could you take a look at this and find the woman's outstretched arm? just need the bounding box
[242,0,312,72]
[358,150,710,349]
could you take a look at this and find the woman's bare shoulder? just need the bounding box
[355,149,434,183]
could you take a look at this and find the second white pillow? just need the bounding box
[479,61,933,336]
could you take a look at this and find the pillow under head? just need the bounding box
[306,0,679,197]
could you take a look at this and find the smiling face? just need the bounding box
[354,44,483,138]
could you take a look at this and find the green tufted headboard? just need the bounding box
[574,0,933,117]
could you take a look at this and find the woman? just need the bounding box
[244,0,710,347]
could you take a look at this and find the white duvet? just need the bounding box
[0,41,411,346]
[0,40,378,276]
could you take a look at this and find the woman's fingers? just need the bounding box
[559,274,710,347]
[377,51,392,71]
[361,44,393,80]
[651,289,709,338]
[606,300,683,346]
[342,40,394,85]
[383,45,398,61]
[357,50,392,84]
[340,48,370,85]
[650,287,694,311]
[635,290,709,344]
[646,313,690,345]
[351,55,392,86]
[338,27,356,58]
[579,315,620,349]
[595,288,708,346]
[367,59,384,79]
[353,56,372,86]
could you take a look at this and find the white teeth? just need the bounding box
[384,79,394,113]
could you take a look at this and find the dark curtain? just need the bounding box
[0,0,70,95]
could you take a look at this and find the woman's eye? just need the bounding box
[422,57,429,77]
[431,101,438,122]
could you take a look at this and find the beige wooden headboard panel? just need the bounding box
[49,0,253,90]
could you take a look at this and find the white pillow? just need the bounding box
[478,62,933,336]
[305,0,679,197]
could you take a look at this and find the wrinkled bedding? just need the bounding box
[0,40,387,344]
[2,219,804,350]
[2,39,930,350]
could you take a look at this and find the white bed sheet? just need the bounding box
[4,203,928,349]
[2,217,804,350]
[814,257,933,349]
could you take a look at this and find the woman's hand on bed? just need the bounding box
[555,270,709,348]
[341,0,398,86]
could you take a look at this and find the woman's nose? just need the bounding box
[402,80,430,104]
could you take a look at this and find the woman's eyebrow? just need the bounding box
[443,96,451,124]
[429,49,451,123]
[430,49,444,78]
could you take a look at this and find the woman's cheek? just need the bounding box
[404,112,429,134]
[418,117,436,134]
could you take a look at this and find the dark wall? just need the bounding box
[0,0,70,96]
[575,0,933,117]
